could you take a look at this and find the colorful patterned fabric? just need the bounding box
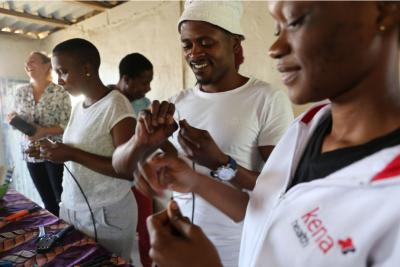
[0,188,132,267]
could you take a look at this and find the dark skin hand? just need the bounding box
[136,102,177,149]
[134,152,197,197]
[112,100,178,179]
[136,153,249,222]
[34,116,136,180]
[147,200,223,267]
[25,141,41,159]
[178,119,226,170]
[36,139,73,163]
[178,119,273,190]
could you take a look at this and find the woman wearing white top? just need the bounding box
[139,2,400,267]
[39,38,140,265]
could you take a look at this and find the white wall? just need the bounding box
[39,1,309,115]
[242,1,312,115]
[0,1,311,116]
[0,34,41,80]
[42,1,184,102]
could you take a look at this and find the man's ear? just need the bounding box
[232,36,242,53]
[376,2,400,31]
[123,74,131,84]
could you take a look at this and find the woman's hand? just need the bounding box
[135,100,177,149]
[147,200,223,267]
[27,125,48,141]
[134,153,203,197]
[25,141,41,159]
[39,139,75,163]
[5,112,17,124]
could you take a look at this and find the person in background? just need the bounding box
[39,38,140,265]
[143,1,400,267]
[115,53,153,117]
[6,51,71,217]
[112,52,155,267]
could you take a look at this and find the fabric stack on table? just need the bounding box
[0,188,133,267]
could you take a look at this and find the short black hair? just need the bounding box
[52,38,101,70]
[119,53,153,79]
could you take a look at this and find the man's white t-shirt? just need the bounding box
[169,77,294,267]
[61,90,134,210]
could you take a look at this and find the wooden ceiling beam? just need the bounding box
[0,7,71,28]
[71,1,114,12]
[0,30,38,40]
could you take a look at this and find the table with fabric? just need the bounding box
[0,188,133,267]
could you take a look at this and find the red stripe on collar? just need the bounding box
[371,154,400,182]
[300,104,328,124]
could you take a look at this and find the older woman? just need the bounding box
[140,1,400,267]
[7,52,71,216]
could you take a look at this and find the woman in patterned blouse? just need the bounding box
[7,51,71,216]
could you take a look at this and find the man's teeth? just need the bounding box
[193,63,208,69]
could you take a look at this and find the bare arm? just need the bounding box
[28,125,65,141]
[41,117,136,180]
[112,135,151,178]
[178,120,274,190]
[112,101,177,178]
[227,145,274,190]
[138,154,249,222]
[193,172,249,222]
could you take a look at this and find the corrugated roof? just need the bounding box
[0,1,124,39]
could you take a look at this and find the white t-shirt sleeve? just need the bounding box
[258,89,294,146]
[106,92,135,131]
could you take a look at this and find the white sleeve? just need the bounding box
[258,89,294,146]
[107,93,135,131]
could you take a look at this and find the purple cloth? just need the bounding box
[0,188,133,266]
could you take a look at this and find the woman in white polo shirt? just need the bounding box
[141,1,400,267]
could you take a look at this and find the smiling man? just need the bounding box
[165,1,293,266]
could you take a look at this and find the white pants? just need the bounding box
[60,192,142,267]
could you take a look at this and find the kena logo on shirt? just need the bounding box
[291,207,356,255]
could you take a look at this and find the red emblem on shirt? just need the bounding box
[338,238,356,254]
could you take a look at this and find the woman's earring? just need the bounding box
[379,25,386,32]
[86,73,91,77]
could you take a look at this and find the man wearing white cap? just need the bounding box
[166,1,294,266]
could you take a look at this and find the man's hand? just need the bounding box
[112,101,178,179]
[147,200,223,267]
[178,120,228,170]
[134,153,202,197]
[38,139,74,163]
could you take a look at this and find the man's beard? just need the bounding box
[196,76,212,85]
